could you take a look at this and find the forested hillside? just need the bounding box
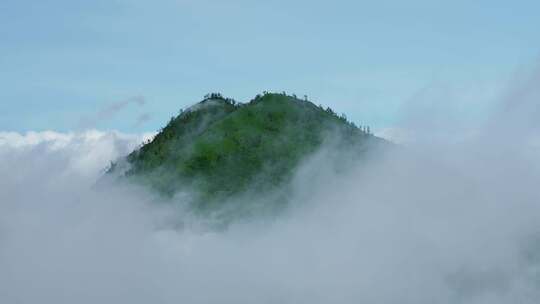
[109,92,386,220]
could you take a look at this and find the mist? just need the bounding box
[1,69,540,303]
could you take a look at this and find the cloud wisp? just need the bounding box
[133,112,153,128]
[78,96,147,129]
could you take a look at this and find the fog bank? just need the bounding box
[1,68,540,303]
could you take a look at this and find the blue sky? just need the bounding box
[1,0,539,133]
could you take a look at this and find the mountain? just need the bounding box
[109,92,387,221]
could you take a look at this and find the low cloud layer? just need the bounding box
[2,67,540,303]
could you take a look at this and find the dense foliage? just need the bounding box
[111,92,382,218]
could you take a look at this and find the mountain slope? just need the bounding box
[111,92,386,218]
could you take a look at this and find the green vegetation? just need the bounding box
[110,92,384,219]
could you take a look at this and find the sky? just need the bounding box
[1,0,539,133]
[2,2,540,302]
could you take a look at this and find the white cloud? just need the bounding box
[1,64,540,303]
[374,127,413,144]
[0,123,539,303]
[0,130,154,177]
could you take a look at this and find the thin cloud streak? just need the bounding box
[78,95,146,129]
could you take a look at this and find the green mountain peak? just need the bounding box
[110,92,385,221]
